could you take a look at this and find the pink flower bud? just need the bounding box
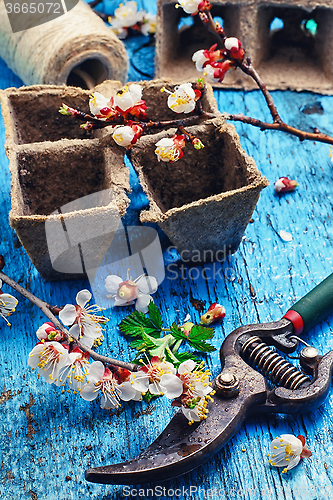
[117,280,138,301]
[200,303,226,325]
[181,321,195,336]
[274,177,298,193]
[224,37,245,62]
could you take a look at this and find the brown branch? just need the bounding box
[239,61,282,124]
[144,111,217,130]
[206,12,224,41]
[197,3,333,145]
[0,267,139,372]
[63,105,217,130]
[224,113,333,145]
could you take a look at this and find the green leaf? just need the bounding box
[186,340,216,352]
[147,302,163,330]
[189,324,215,341]
[170,322,188,341]
[119,309,162,338]
[186,324,216,352]
[143,392,161,403]
[129,339,146,350]
[171,351,200,367]
[170,323,216,353]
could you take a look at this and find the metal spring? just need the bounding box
[240,336,310,389]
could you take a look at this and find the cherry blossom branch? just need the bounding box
[223,113,333,145]
[239,61,282,124]
[62,103,216,130]
[0,262,139,372]
[198,5,333,145]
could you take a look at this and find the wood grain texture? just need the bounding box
[1,2,333,498]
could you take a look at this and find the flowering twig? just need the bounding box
[192,2,333,146]
[60,103,216,130]
[1,255,217,419]
[0,261,139,371]
[223,113,333,145]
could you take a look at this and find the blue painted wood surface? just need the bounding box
[1,2,333,499]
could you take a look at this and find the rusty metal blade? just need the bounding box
[85,383,266,485]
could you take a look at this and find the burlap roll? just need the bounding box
[0,0,128,88]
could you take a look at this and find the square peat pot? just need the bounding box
[155,0,333,93]
[0,79,218,280]
[0,83,131,281]
[131,117,269,262]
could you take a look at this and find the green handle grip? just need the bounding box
[285,273,333,334]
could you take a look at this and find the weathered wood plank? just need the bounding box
[1,4,333,498]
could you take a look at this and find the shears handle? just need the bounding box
[284,273,333,335]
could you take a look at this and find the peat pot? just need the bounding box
[1,79,267,278]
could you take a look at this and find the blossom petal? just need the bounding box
[100,394,118,409]
[0,293,18,314]
[136,276,158,294]
[76,289,92,307]
[160,373,183,399]
[68,324,80,340]
[182,405,201,422]
[114,296,135,307]
[86,360,105,383]
[131,372,149,392]
[135,294,153,313]
[89,92,110,116]
[105,275,123,294]
[286,455,301,471]
[59,304,77,326]
[80,383,99,401]
[80,335,95,349]
[118,381,137,401]
[149,382,162,395]
[28,344,44,368]
[178,359,196,375]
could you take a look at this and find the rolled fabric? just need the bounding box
[0,0,128,88]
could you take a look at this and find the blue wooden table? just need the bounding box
[1,2,333,499]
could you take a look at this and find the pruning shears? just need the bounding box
[85,273,333,485]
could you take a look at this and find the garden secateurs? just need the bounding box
[85,273,333,485]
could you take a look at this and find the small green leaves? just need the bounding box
[170,322,216,352]
[119,302,162,338]
[120,304,216,365]
[187,324,216,352]
[58,104,71,116]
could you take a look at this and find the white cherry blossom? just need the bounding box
[192,50,207,72]
[166,83,197,114]
[113,84,143,112]
[105,274,158,313]
[177,0,201,14]
[80,361,141,409]
[28,341,69,384]
[59,289,107,348]
[109,1,144,39]
[141,13,156,36]
[55,349,91,392]
[0,279,18,326]
[140,356,183,398]
[112,125,135,147]
[268,434,312,473]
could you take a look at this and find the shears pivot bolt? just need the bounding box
[215,372,240,398]
[300,346,319,363]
